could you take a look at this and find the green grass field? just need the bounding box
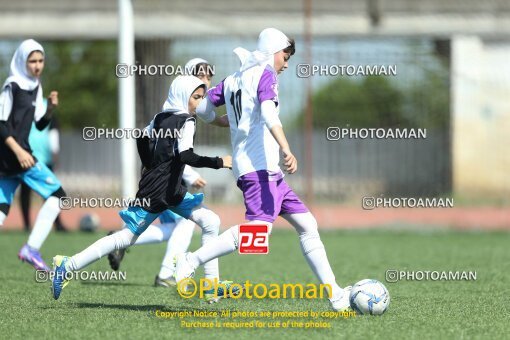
[1,229,509,339]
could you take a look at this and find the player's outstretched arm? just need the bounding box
[180,150,231,169]
[178,119,231,169]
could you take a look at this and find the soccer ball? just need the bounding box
[349,279,390,315]
[79,213,100,232]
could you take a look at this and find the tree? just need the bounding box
[294,71,449,130]
[41,41,118,129]
[295,76,407,129]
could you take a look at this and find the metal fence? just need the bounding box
[0,36,457,203]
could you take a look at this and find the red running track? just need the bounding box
[2,204,509,231]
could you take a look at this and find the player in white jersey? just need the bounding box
[174,28,352,311]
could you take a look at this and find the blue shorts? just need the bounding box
[168,192,204,219]
[119,207,160,236]
[0,162,61,205]
[120,192,203,235]
[159,209,180,224]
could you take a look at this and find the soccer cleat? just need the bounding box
[330,286,353,312]
[173,253,195,285]
[154,275,177,287]
[204,280,243,304]
[107,248,126,271]
[108,248,126,270]
[51,255,71,300]
[106,231,127,271]
[18,244,50,271]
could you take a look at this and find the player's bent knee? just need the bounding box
[308,216,319,231]
[113,228,139,249]
[296,212,319,234]
[303,212,318,225]
[192,209,220,235]
[203,213,220,235]
[50,187,66,199]
[204,210,220,226]
[210,212,220,230]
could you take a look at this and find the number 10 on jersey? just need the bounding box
[230,89,242,126]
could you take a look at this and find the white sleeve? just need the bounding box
[196,96,216,124]
[48,128,60,154]
[0,86,13,121]
[260,100,282,129]
[177,119,196,153]
[182,165,201,186]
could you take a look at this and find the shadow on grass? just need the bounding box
[79,281,148,287]
[76,302,167,312]
[73,303,256,314]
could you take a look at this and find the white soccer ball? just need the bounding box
[349,279,390,315]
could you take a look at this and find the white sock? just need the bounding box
[299,231,341,296]
[282,213,342,297]
[134,223,173,245]
[27,196,60,250]
[158,219,195,279]
[67,228,137,271]
[189,207,220,280]
[187,226,237,270]
[0,211,6,225]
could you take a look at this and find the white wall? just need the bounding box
[451,36,510,197]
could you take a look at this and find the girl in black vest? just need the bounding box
[0,39,66,271]
[52,75,232,300]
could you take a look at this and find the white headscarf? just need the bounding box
[162,75,205,113]
[1,39,46,120]
[233,28,290,72]
[184,58,209,75]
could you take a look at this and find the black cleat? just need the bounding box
[107,231,126,271]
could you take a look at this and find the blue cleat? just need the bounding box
[51,255,71,300]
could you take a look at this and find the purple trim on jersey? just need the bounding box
[237,170,308,222]
[207,79,225,106]
[257,66,279,105]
